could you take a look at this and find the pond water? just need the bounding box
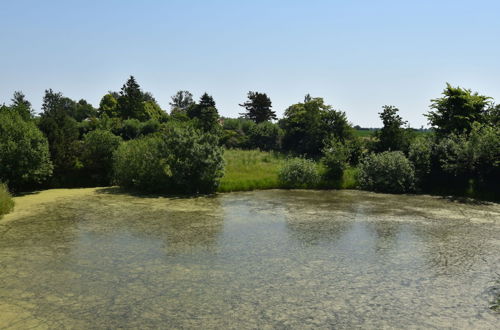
[1,188,499,329]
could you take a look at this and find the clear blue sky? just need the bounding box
[1,0,499,127]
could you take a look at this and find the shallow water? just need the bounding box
[1,189,499,329]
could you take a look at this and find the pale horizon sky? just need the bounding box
[1,0,499,127]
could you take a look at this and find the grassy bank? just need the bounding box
[0,183,14,218]
[218,149,286,192]
[218,149,359,192]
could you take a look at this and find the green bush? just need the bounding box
[0,111,53,190]
[82,130,122,185]
[408,136,433,186]
[278,158,320,188]
[113,123,224,194]
[321,138,349,181]
[357,151,415,193]
[0,183,14,218]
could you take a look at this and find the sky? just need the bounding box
[1,0,499,127]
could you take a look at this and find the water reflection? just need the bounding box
[0,189,499,328]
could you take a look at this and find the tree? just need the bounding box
[374,105,411,152]
[281,96,352,157]
[187,93,220,132]
[113,122,224,194]
[239,91,276,123]
[0,111,53,190]
[247,121,283,151]
[117,76,145,120]
[426,83,491,136]
[10,91,33,120]
[98,93,119,117]
[81,130,122,185]
[170,90,194,113]
[38,89,81,185]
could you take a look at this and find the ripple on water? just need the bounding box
[0,188,499,328]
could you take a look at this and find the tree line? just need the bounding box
[0,76,498,198]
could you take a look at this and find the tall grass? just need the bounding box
[0,183,14,218]
[218,149,359,192]
[218,149,285,192]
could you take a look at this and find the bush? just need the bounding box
[0,111,53,190]
[408,136,433,186]
[113,123,224,194]
[0,183,14,218]
[321,138,349,181]
[278,158,320,188]
[82,130,122,185]
[358,151,415,193]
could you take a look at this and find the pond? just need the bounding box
[1,188,499,328]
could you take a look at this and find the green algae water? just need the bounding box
[1,188,499,329]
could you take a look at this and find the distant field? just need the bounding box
[353,129,376,138]
[353,129,430,138]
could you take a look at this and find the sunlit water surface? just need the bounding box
[1,189,499,329]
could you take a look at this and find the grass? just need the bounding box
[218,149,286,192]
[218,149,359,192]
[0,183,15,218]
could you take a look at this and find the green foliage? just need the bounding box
[38,90,81,184]
[426,83,491,135]
[278,158,320,188]
[10,91,33,120]
[408,136,433,186]
[120,119,142,140]
[239,91,276,123]
[113,135,168,192]
[374,105,411,152]
[437,123,499,184]
[169,90,194,113]
[358,151,415,193]
[247,121,283,151]
[281,96,353,157]
[0,183,14,218]
[321,138,349,181]
[187,93,220,132]
[218,149,285,192]
[81,130,122,185]
[113,123,224,194]
[115,76,165,121]
[98,93,119,118]
[0,111,53,190]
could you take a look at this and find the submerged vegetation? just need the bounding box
[0,77,498,199]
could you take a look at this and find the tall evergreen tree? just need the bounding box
[10,91,33,120]
[239,91,276,123]
[117,76,146,120]
[188,93,220,132]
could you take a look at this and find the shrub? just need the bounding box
[408,136,433,186]
[278,158,320,188]
[113,135,169,192]
[321,138,349,181]
[0,111,53,190]
[357,151,415,193]
[0,183,14,218]
[113,123,224,194]
[82,130,122,185]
